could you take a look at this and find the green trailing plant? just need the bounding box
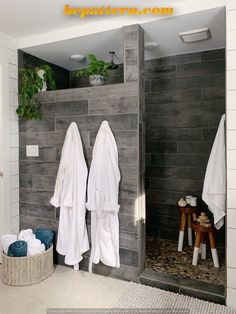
[17,65,56,120]
[75,54,111,78]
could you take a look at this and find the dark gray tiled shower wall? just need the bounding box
[19,85,141,281]
[19,25,145,282]
[69,48,226,243]
[145,49,226,243]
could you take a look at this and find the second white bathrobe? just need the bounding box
[86,121,121,272]
[50,122,89,268]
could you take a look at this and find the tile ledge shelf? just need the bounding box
[36,82,138,104]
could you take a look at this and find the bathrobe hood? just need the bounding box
[86,121,121,272]
[50,122,89,268]
[202,114,226,230]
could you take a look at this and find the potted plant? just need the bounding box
[75,54,111,86]
[16,65,56,120]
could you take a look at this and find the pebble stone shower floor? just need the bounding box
[146,236,225,286]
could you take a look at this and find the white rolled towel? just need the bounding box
[18,229,36,242]
[1,234,17,255]
[27,239,45,256]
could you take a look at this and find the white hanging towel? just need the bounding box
[202,114,226,230]
[86,121,121,273]
[50,122,89,269]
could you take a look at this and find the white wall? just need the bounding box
[226,0,236,308]
[0,32,19,235]
[9,53,19,234]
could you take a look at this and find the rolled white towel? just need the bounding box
[18,229,36,242]
[27,239,45,256]
[1,234,17,255]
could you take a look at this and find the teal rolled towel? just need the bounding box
[8,240,27,257]
[34,228,54,250]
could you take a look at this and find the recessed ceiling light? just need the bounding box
[70,54,85,62]
[145,42,159,50]
[179,28,210,43]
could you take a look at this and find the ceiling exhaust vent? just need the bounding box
[179,28,210,43]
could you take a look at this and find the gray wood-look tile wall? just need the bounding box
[145,49,226,245]
[71,48,226,246]
[19,25,145,282]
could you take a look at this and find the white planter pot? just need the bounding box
[89,75,105,86]
[37,69,47,92]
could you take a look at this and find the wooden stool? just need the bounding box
[178,206,198,252]
[192,221,219,268]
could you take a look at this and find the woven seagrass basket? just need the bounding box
[1,245,54,286]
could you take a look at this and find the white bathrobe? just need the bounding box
[50,122,89,268]
[86,121,121,272]
[202,114,226,230]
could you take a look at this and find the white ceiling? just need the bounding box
[143,7,225,60]
[22,7,226,71]
[0,0,190,38]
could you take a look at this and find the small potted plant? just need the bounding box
[17,65,56,120]
[75,54,110,86]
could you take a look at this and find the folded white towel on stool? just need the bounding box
[18,229,36,242]
[1,234,17,255]
[27,239,45,256]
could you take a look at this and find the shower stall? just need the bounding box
[142,48,226,303]
[18,10,226,304]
